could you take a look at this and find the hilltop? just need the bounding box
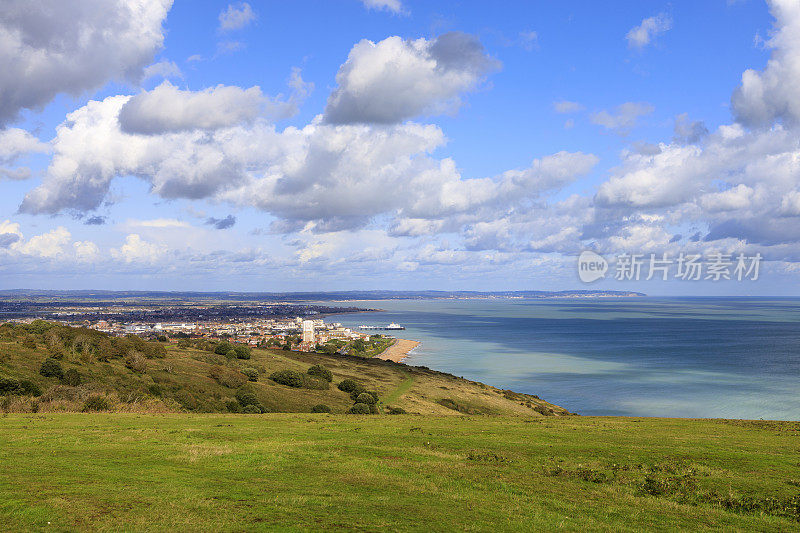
[0,320,568,416]
[0,414,798,530]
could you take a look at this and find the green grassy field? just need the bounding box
[1,414,798,531]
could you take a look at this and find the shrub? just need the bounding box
[234,345,251,360]
[270,370,304,388]
[82,395,112,412]
[307,364,333,382]
[348,386,368,400]
[39,358,64,380]
[64,368,81,387]
[311,404,332,413]
[0,378,41,397]
[214,341,232,355]
[337,379,361,393]
[148,384,162,397]
[225,348,237,359]
[0,377,20,394]
[124,351,148,373]
[208,365,246,388]
[356,392,377,405]
[242,368,259,382]
[19,380,42,397]
[235,389,261,409]
[225,399,242,413]
[348,403,371,414]
[386,406,406,414]
[242,404,262,414]
[302,375,329,390]
[369,403,380,414]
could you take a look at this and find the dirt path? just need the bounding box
[376,338,420,363]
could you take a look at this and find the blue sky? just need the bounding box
[1,0,799,294]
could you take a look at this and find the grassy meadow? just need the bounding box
[1,414,798,531]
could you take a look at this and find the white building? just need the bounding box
[302,320,315,344]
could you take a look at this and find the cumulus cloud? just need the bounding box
[732,0,800,127]
[118,82,267,134]
[218,2,255,32]
[19,88,597,239]
[112,234,166,263]
[626,13,672,49]
[73,240,100,261]
[324,33,500,124]
[0,0,171,126]
[590,102,654,135]
[15,227,71,258]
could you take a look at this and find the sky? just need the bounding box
[1,0,799,294]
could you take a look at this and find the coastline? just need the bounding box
[377,338,420,363]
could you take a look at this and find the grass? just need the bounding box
[382,370,414,405]
[0,414,798,531]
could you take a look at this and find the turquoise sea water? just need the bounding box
[332,298,800,420]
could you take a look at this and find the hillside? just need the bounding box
[0,321,568,416]
[0,414,798,530]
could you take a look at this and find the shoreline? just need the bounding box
[376,338,420,363]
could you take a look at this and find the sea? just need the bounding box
[332,297,800,420]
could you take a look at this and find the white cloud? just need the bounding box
[0,128,49,162]
[218,2,255,32]
[19,89,597,239]
[142,60,182,81]
[15,227,71,258]
[590,102,654,135]
[324,33,500,124]
[360,0,405,14]
[73,241,100,262]
[112,234,166,263]
[118,81,267,134]
[699,184,756,212]
[0,0,171,126]
[0,220,23,248]
[626,13,672,49]
[127,218,191,228]
[732,0,800,127]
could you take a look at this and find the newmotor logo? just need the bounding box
[578,251,608,283]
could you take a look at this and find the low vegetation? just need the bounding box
[0,415,797,530]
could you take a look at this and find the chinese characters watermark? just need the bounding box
[578,251,761,282]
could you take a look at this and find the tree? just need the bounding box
[39,358,64,380]
[234,345,251,360]
[214,341,232,355]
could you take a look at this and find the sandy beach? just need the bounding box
[377,338,420,363]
